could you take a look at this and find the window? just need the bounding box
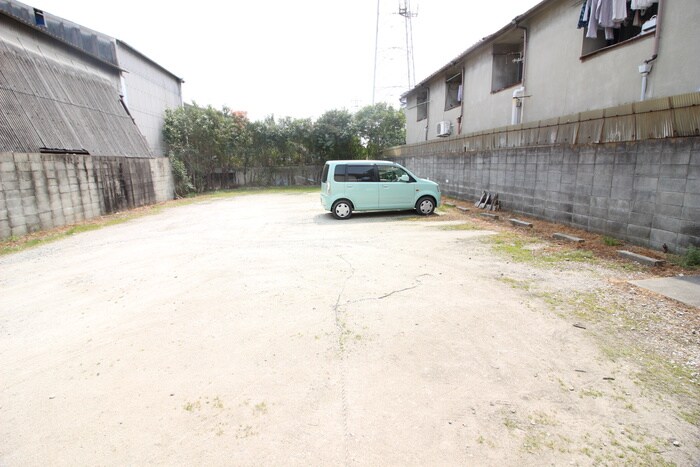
[445,73,462,110]
[33,8,46,27]
[417,88,429,121]
[334,164,346,182]
[581,4,658,56]
[491,41,524,93]
[346,165,377,182]
[321,164,329,183]
[378,165,412,182]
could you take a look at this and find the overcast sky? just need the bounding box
[33,0,542,121]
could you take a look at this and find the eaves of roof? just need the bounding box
[402,0,557,98]
[117,40,184,84]
[0,8,124,73]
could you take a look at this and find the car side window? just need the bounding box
[334,164,346,182]
[346,165,377,182]
[378,166,409,182]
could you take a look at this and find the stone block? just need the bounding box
[553,232,584,243]
[12,153,29,163]
[617,250,664,266]
[479,213,499,220]
[509,218,533,228]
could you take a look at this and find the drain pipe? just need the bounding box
[639,0,663,100]
[511,23,528,124]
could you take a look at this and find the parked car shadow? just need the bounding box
[313,210,420,225]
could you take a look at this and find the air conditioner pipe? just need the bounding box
[511,86,525,125]
[639,0,663,101]
[512,23,528,125]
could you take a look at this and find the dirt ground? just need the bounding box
[1,191,698,466]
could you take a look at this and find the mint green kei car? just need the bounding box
[320,160,441,219]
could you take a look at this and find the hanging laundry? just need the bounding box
[631,0,657,10]
[612,0,627,23]
[577,0,590,28]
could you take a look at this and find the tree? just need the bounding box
[353,103,406,159]
[312,109,362,162]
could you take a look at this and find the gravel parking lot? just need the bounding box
[1,191,698,466]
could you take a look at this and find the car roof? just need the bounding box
[325,160,396,165]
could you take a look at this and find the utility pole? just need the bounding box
[398,0,417,90]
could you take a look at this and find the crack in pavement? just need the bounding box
[333,255,354,467]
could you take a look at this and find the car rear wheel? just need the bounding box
[332,200,352,219]
[416,196,435,215]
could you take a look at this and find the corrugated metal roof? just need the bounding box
[385,92,700,157]
[0,39,152,157]
[0,0,119,67]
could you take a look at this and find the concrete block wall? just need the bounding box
[0,153,174,239]
[393,137,700,253]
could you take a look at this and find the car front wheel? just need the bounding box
[332,200,352,219]
[416,196,435,215]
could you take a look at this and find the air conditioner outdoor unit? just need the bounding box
[437,121,451,137]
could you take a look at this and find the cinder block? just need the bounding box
[660,164,688,178]
[680,221,700,238]
[12,153,28,163]
[479,213,499,220]
[611,185,633,201]
[652,215,682,233]
[684,192,700,209]
[606,220,627,236]
[685,177,700,194]
[629,211,653,227]
[0,161,16,173]
[634,163,660,176]
[650,228,678,250]
[658,191,685,207]
[10,223,27,237]
[0,219,10,239]
[588,217,607,233]
[627,224,651,240]
[633,176,658,192]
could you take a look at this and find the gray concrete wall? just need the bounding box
[393,137,700,253]
[0,153,174,239]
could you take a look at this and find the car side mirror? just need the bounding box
[399,174,409,182]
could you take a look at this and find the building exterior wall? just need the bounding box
[0,152,174,239]
[117,43,183,157]
[404,0,700,144]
